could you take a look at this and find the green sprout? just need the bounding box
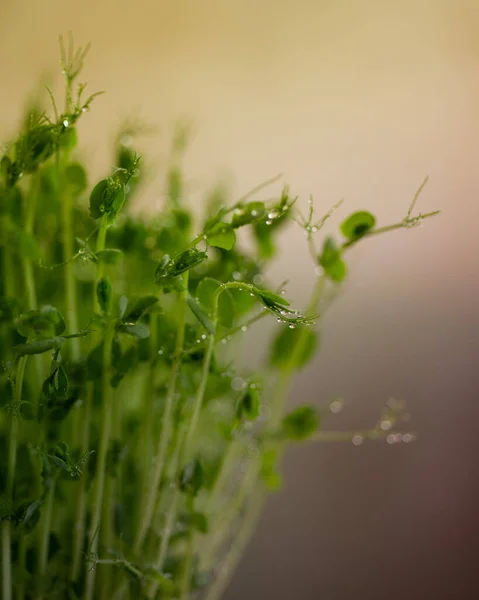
[0,36,439,600]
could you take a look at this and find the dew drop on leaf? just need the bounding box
[352,435,364,446]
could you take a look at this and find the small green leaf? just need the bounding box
[118,295,128,319]
[16,306,65,338]
[253,288,290,308]
[179,458,205,496]
[110,345,137,388]
[89,179,108,219]
[96,276,112,314]
[171,248,208,277]
[231,201,266,228]
[13,337,65,358]
[187,294,216,335]
[206,223,236,250]
[270,327,318,370]
[123,295,159,322]
[120,322,150,339]
[260,449,282,491]
[318,237,347,282]
[340,211,376,241]
[282,405,319,440]
[236,386,261,421]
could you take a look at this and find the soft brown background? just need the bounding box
[1,1,479,598]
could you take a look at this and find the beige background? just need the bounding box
[1,1,478,598]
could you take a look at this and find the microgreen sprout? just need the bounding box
[0,37,439,600]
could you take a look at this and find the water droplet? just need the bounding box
[250,293,255,297]
[251,210,258,217]
[386,434,396,444]
[329,399,343,414]
[81,107,88,113]
[277,318,282,322]
[265,220,272,225]
[227,335,232,341]
[233,271,241,281]
[63,119,69,127]
[289,324,295,329]
[201,333,207,340]
[314,266,323,276]
[120,134,133,147]
[381,420,392,431]
[158,349,164,355]
[252,274,264,285]
[402,433,414,443]
[352,435,364,446]
[231,377,245,391]
[280,289,286,295]
[268,212,275,219]
[312,226,318,233]
[241,325,248,332]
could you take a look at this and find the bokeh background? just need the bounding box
[1,1,478,598]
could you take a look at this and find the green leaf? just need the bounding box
[318,237,347,282]
[206,223,236,250]
[187,294,216,335]
[16,305,65,338]
[179,458,205,496]
[65,163,87,195]
[236,386,261,421]
[195,277,235,328]
[270,327,318,370]
[282,405,319,440]
[119,322,150,339]
[123,295,159,322]
[260,449,282,491]
[13,337,65,358]
[231,201,265,228]
[89,178,125,220]
[340,210,376,241]
[155,249,208,286]
[171,248,208,276]
[96,276,112,314]
[89,179,109,219]
[253,288,290,308]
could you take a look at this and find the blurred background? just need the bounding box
[1,1,478,598]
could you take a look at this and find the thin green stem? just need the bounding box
[146,428,185,599]
[37,479,56,586]
[60,157,80,360]
[70,383,93,581]
[72,214,109,586]
[84,323,115,600]
[133,272,189,555]
[203,490,264,600]
[2,356,27,600]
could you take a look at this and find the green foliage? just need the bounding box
[0,36,438,600]
[281,405,320,440]
[340,210,376,241]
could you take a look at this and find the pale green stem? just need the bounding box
[145,427,185,599]
[133,272,189,555]
[72,214,109,587]
[2,356,27,600]
[84,323,115,600]
[37,479,57,587]
[203,490,264,600]
[70,383,93,581]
